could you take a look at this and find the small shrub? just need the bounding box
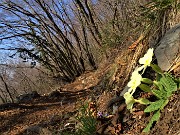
[124,48,180,132]
[76,101,97,135]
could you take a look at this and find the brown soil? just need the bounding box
[0,46,180,135]
[0,63,112,135]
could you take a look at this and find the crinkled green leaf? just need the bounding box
[153,81,163,91]
[144,99,165,112]
[153,73,177,98]
[135,98,151,105]
[153,81,167,98]
[156,73,162,81]
[161,73,177,93]
[141,78,153,84]
[152,89,165,99]
[143,110,161,132]
[160,99,169,110]
[139,84,152,92]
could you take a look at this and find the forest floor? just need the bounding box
[0,47,180,135]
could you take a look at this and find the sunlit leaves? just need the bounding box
[143,110,161,133]
[139,84,152,92]
[144,99,165,112]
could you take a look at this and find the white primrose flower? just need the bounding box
[139,48,154,67]
[124,48,154,111]
[127,70,142,95]
[124,92,136,111]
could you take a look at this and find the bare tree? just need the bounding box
[0,74,14,103]
[0,0,101,82]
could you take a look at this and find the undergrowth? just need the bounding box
[75,101,97,135]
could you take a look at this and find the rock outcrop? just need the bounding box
[155,24,180,71]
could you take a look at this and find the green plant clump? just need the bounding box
[142,72,178,132]
[124,48,180,133]
[75,102,97,135]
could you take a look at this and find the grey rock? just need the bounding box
[155,24,180,71]
[23,125,52,135]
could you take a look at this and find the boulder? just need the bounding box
[155,24,180,71]
[16,91,40,103]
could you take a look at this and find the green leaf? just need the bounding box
[160,99,169,110]
[153,80,168,98]
[135,98,151,105]
[152,89,165,99]
[141,78,153,84]
[153,73,177,98]
[139,84,152,92]
[143,110,161,132]
[144,99,165,112]
[150,64,163,74]
[153,81,164,92]
[156,73,177,98]
[156,73,162,81]
[161,73,177,93]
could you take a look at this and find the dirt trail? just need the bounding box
[0,63,112,135]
